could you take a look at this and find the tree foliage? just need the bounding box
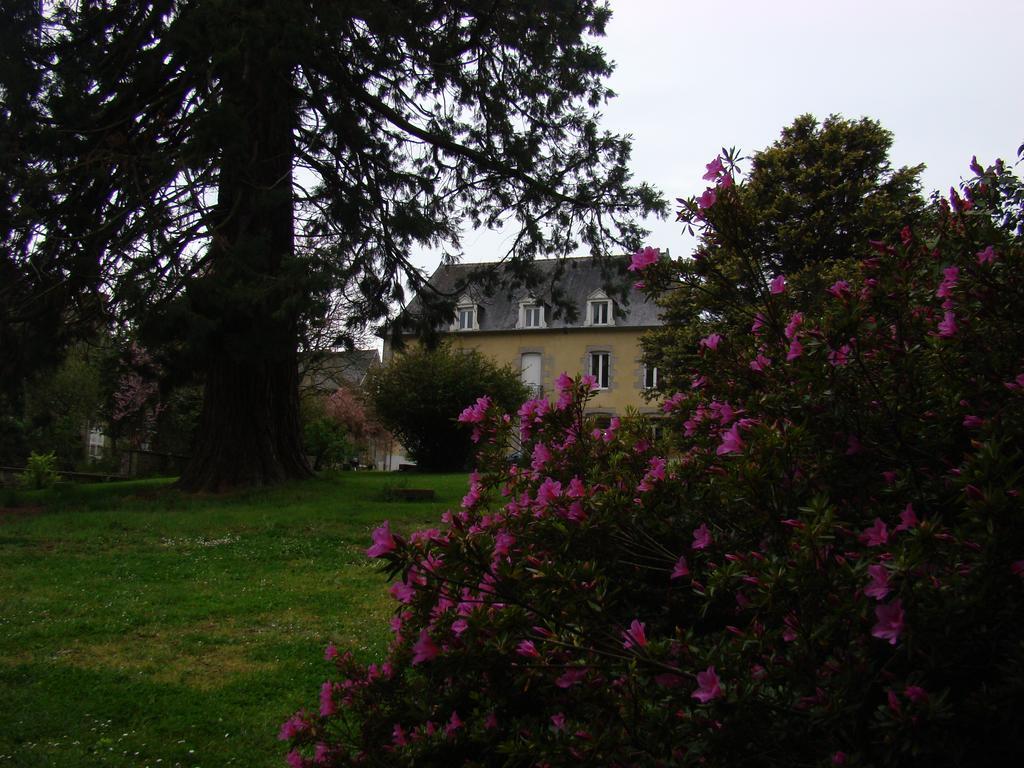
[1,0,663,490]
[21,341,114,469]
[646,115,925,392]
[366,346,528,472]
[282,153,1024,766]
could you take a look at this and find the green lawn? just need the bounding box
[0,472,467,768]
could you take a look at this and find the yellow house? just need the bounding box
[387,255,665,422]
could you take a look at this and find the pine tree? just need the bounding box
[1,0,663,490]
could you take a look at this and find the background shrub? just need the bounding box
[20,451,59,490]
[366,345,528,472]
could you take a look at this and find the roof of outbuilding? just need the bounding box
[407,255,663,332]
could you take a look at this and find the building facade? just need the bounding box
[390,255,665,421]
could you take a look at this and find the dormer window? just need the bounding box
[517,297,546,329]
[453,296,479,331]
[585,290,614,327]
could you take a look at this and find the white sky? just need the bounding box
[424,0,1023,271]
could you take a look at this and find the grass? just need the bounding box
[0,472,468,768]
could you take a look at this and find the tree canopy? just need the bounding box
[1,0,662,490]
[645,115,925,392]
[366,345,528,472]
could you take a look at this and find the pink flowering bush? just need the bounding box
[282,155,1024,766]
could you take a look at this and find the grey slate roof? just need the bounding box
[408,255,663,332]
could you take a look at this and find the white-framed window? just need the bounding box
[87,426,105,461]
[524,304,544,328]
[517,298,546,329]
[520,352,543,397]
[585,290,614,327]
[644,365,659,390]
[453,296,478,331]
[589,351,610,389]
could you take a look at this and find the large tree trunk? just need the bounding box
[178,5,312,492]
[180,350,310,492]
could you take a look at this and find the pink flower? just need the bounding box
[935,266,959,299]
[390,580,416,603]
[286,750,305,768]
[457,396,491,424]
[366,521,396,558]
[937,310,957,338]
[976,245,997,264]
[279,714,309,741]
[581,374,598,391]
[749,353,772,372]
[392,723,408,747]
[827,280,850,298]
[692,523,712,550]
[628,246,660,272]
[622,619,648,649]
[751,312,767,335]
[895,503,918,532]
[698,187,717,209]
[860,518,889,547]
[782,612,799,642]
[699,333,723,351]
[1011,560,1024,576]
[702,156,725,181]
[319,681,336,717]
[671,556,690,579]
[828,344,851,367]
[963,414,983,429]
[769,274,786,295]
[904,685,929,703]
[536,477,563,507]
[692,666,723,703]
[451,618,469,636]
[871,599,905,645]
[832,751,848,765]
[550,712,567,731]
[493,531,515,558]
[411,630,440,664]
[716,424,743,455]
[784,311,804,339]
[315,742,331,765]
[461,484,481,510]
[887,688,902,713]
[445,710,463,736]
[637,457,667,493]
[865,564,891,600]
[786,338,803,361]
[531,442,552,471]
[555,668,588,688]
[516,639,541,658]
